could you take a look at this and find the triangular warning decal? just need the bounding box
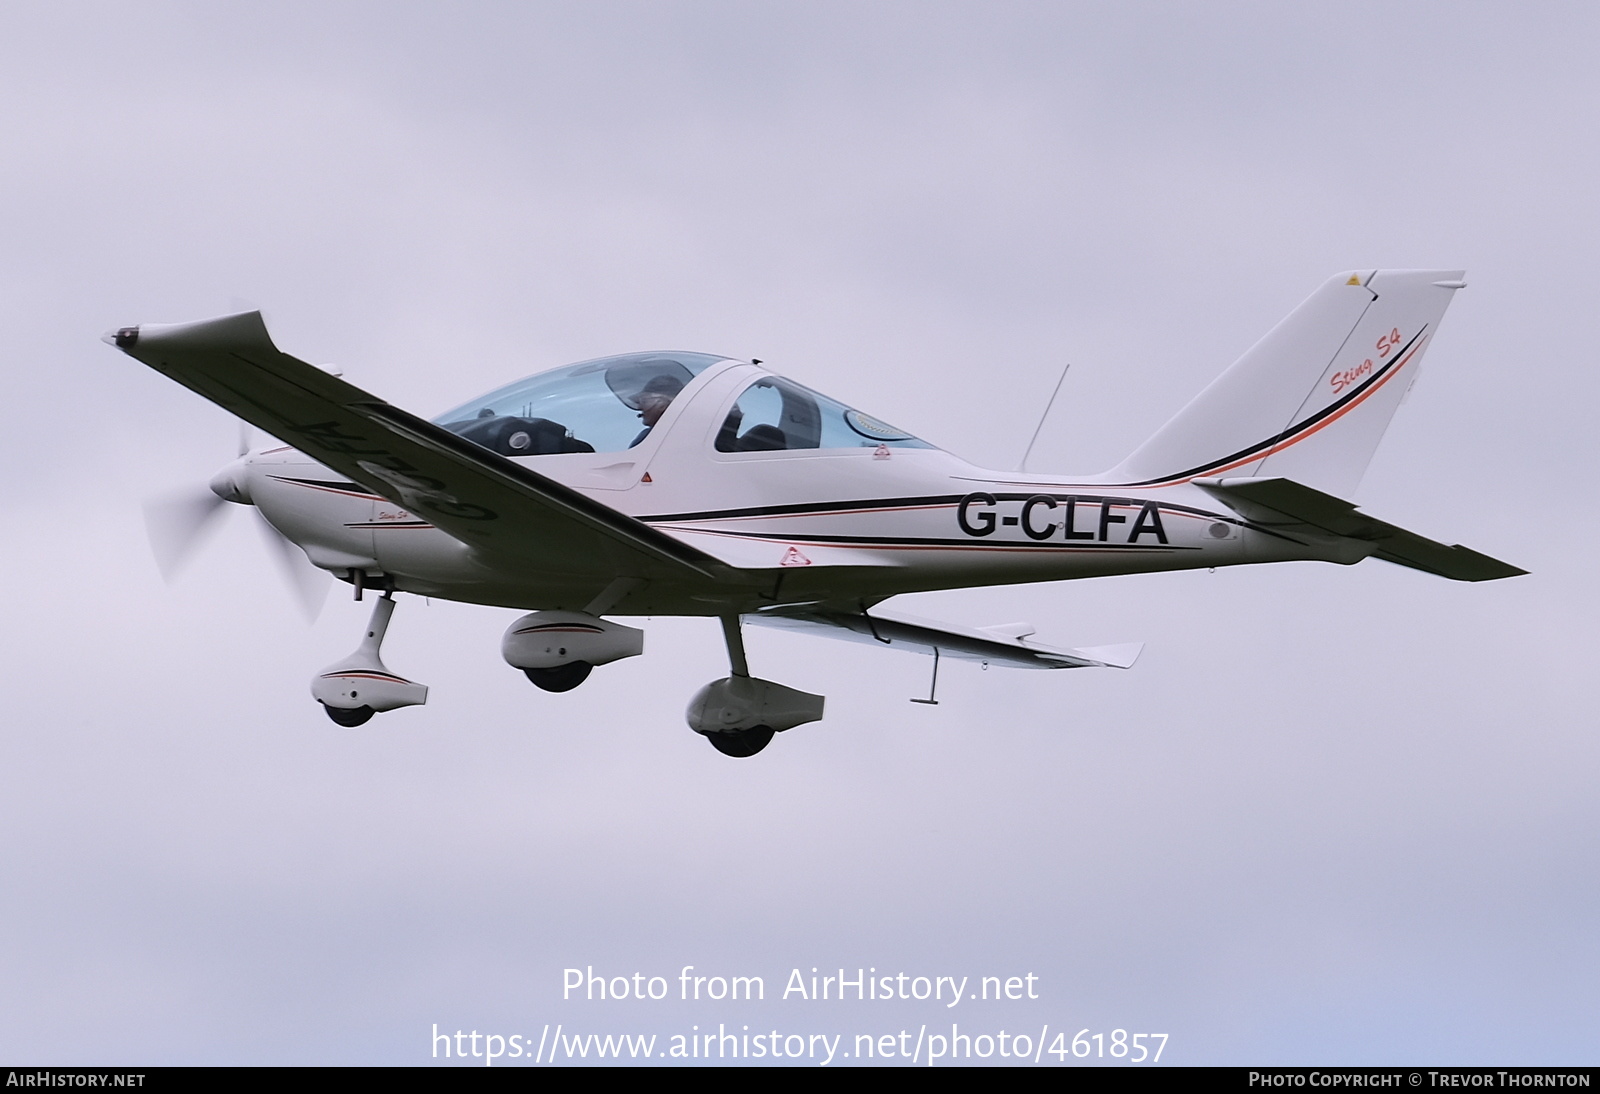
[1346,274,1362,286]
[641,472,653,483]
[779,546,812,567]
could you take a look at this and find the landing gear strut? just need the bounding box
[310,592,429,725]
[685,616,824,758]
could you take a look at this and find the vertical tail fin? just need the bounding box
[1109,270,1466,496]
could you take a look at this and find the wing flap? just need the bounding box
[1195,475,1525,582]
[749,606,1141,670]
[111,312,743,583]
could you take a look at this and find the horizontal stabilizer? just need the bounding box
[749,606,1141,670]
[1194,476,1525,582]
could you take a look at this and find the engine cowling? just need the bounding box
[501,611,644,670]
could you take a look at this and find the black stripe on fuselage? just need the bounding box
[640,494,961,523]
[643,495,1303,546]
[646,493,1244,527]
[680,528,1201,551]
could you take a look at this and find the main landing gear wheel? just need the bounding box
[523,661,593,693]
[704,725,775,758]
[322,703,375,727]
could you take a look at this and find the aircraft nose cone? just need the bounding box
[208,458,253,505]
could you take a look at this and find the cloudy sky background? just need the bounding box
[0,1,1595,1065]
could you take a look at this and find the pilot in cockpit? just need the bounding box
[629,373,685,447]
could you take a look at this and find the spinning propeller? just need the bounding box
[143,424,331,620]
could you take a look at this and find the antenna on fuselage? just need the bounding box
[1019,363,1071,471]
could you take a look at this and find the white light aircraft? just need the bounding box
[111,269,1523,756]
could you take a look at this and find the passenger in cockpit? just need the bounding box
[629,374,685,447]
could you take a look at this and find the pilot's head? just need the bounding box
[636,374,684,427]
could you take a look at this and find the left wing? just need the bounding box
[748,606,1141,670]
[109,312,751,586]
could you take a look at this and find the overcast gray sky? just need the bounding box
[0,0,1595,1066]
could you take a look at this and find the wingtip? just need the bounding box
[1072,641,1144,669]
[102,326,139,349]
[1445,546,1528,581]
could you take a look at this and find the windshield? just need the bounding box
[434,351,729,456]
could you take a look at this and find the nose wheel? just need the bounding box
[310,593,429,725]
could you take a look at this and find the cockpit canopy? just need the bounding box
[434,351,727,456]
[434,351,935,457]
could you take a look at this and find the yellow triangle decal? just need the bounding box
[1346,275,1362,286]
